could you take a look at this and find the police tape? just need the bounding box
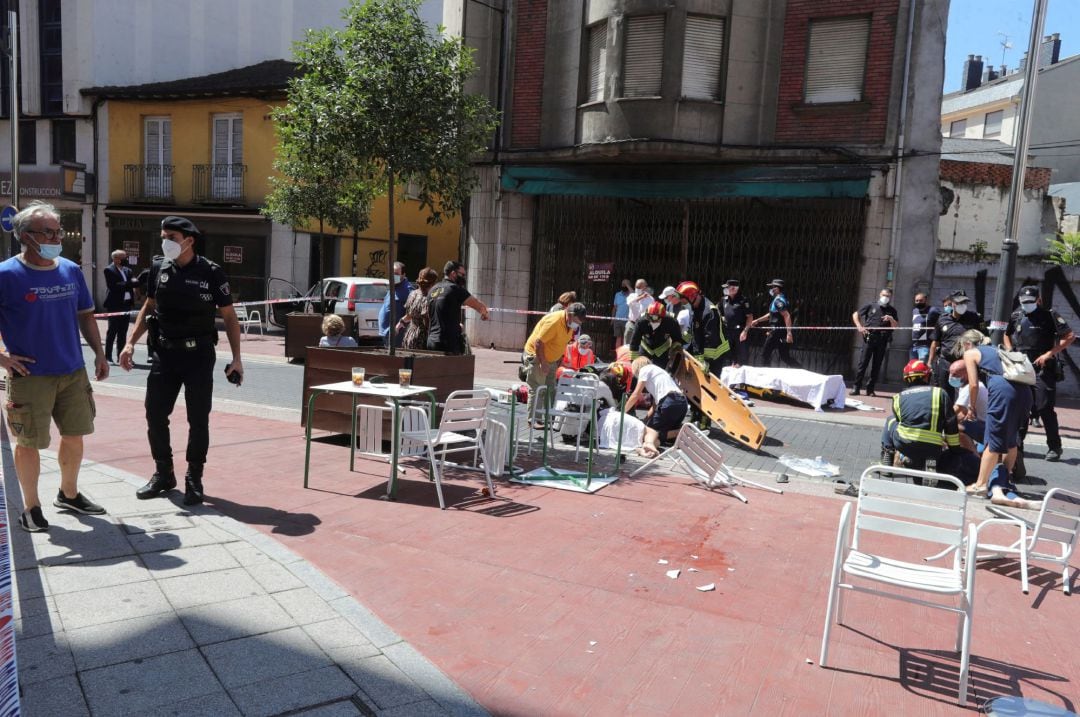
[486,308,923,330]
[92,296,322,319]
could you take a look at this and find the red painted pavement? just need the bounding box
[80,390,1079,716]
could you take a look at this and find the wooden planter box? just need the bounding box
[285,313,357,361]
[301,347,476,434]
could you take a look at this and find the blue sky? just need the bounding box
[945,0,1079,92]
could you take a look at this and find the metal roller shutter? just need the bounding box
[623,15,664,97]
[682,16,724,100]
[587,23,607,102]
[805,16,870,104]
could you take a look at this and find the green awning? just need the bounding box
[501,164,871,199]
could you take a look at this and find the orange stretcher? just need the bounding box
[673,354,767,451]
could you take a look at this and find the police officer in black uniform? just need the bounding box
[120,217,245,505]
[749,279,801,368]
[721,279,753,368]
[850,287,899,396]
[929,290,983,402]
[1004,285,1075,462]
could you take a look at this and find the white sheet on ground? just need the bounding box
[597,408,645,450]
[720,366,846,412]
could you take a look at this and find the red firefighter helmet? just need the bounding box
[902,359,931,383]
[646,302,666,319]
[676,281,700,303]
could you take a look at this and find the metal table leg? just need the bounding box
[303,389,327,489]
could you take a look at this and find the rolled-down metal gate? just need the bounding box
[530,195,868,375]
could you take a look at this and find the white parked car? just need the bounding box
[320,277,390,339]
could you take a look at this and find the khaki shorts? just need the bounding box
[5,369,96,449]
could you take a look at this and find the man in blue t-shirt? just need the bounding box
[0,201,110,531]
[378,261,413,348]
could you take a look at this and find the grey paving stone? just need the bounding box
[377,699,451,717]
[18,673,90,717]
[158,567,264,610]
[303,617,379,653]
[13,594,54,620]
[245,531,305,564]
[287,561,349,601]
[52,579,173,630]
[127,525,221,554]
[93,496,168,518]
[273,587,340,624]
[72,479,142,499]
[80,649,222,716]
[328,595,402,649]
[14,567,48,599]
[119,511,195,534]
[16,610,62,640]
[140,543,241,579]
[16,632,76,685]
[146,691,242,717]
[195,512,261,540]
[326,642,384,666]
[33,522,139,566]
[341,654,429,710]
[202,626,333,688]
[294,701,364,716]
[66,612,195,671]
[244,560,306,593]
[43,555,152,594]
[227,665,359,716]
[178,594,298,646]
[223,542,274,566]
[381,642,488,717]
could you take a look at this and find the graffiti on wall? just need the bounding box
[366,250,387,278]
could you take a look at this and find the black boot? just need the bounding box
[137,463,177,499]
[183,465,205,506]
[880,444,896,467]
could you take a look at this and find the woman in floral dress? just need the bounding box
[399,267,439,350]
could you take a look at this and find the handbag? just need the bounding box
[997,348,1037,386]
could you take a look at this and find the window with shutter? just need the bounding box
[212,113,243,199]
[143,116,172,198]
[622,15,664,98]
[682,16,724,100]
[804,16,871,104]
[586,23,607,103]
[983,110,1003,138]
[949,119,967,138]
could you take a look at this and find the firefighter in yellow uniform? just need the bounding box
[628,302,685,373]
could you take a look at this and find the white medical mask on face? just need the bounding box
[162,238,183,261]
[393,273,403,284]
[27,237,62,260]
[1020,301,1037,314]
[953,303,968,316]
[948,376,964,388]
[635,288,644,296]
[649,319,661,328]
[879,296,891,306]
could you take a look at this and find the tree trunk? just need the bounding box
[387,171,397,357]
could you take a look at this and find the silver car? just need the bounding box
[320,277,390,340]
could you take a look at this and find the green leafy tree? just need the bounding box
[265,0,498,354]
[1046,232,1080,267]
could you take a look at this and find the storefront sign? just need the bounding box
[123,241,140,265]
[586,262,613,282]
[0,163,92,201]
[224,246,243,264]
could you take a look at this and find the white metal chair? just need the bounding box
[819,466,977,706]
[234,304,263,337]
[975,487,1080,595]
[629,423,781,502]
[399,390,496,509]
[530,372,600,462]
[351,400,430,466]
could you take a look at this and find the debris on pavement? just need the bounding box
[666,569,681,579]
[778,454,841,477]
[696,584,715,592]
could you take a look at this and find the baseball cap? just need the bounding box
[1018,285,1039,299]
[659,286,678,301]
[950,290,971,303]
[568,302,587,319]
[578,334,592,345]
[722,279,740,288]
[766,279,784,289]
[161,216,201,237]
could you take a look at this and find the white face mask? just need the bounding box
[878,296,891,306]
[953,303,968,316]
[722,288,732,297]
[162,238,183,261]
[635,288,644,296]
[1020,301,1037,314]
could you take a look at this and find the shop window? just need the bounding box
[804,16,870,104]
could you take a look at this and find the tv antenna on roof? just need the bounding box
[997,32,1013,67]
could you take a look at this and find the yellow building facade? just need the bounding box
[87,60,461,305]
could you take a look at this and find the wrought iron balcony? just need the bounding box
[192,164,247,204]
[123,164,174,203]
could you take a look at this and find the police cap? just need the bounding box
[161,216,201,237]
[1018,285,1040,299]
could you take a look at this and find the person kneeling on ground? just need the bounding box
[625,357,688,459]
[948,359,986,453]
[880,359,961,472]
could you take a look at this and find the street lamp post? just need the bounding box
[989,0,1049,344]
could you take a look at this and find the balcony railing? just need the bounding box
[193,164,247,204]
[123,164,174,203]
